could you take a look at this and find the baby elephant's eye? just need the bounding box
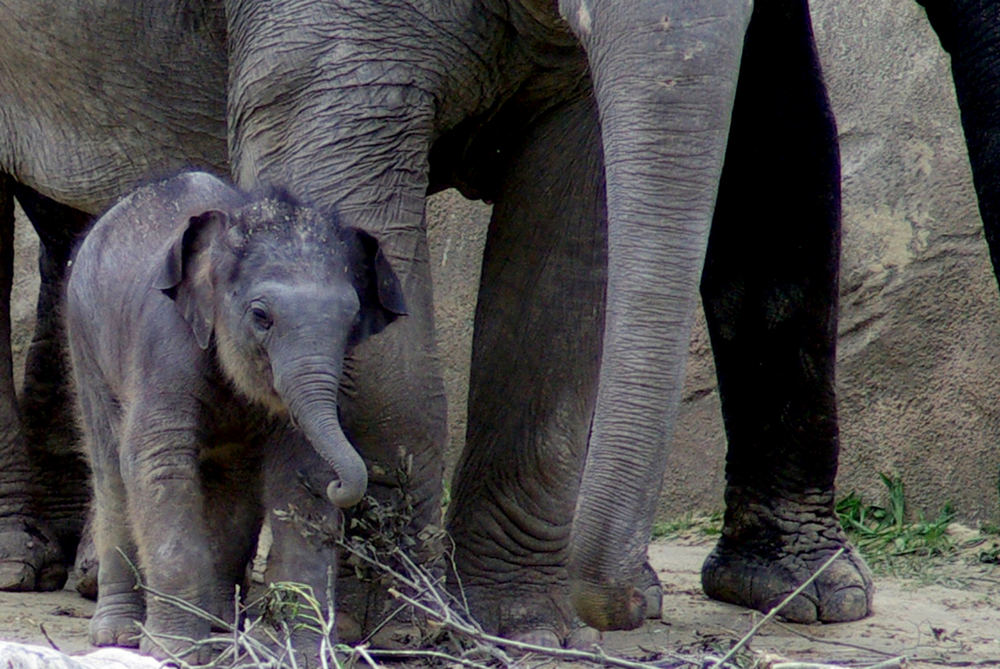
[250,305,273,332]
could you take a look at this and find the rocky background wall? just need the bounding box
[11,0,1000,525]
[661,0,1000,524]
[818,0,1000,523]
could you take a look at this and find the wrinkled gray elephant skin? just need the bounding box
[64,171,405,660]
[225,0,873,642]
[18,0,993,648]
[0,1,229,592]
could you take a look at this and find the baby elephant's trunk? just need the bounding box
[273,360,367,508]
[295,407,368,508]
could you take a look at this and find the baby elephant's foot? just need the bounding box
[139,616,215,663]
[509,624,602,651]
[0,519,67,592]
[140,634,218,664]
[701,492,873,623]
[90,589,145,649]
[90,611,141,648]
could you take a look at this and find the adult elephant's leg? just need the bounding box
[254,269,445,639]
[446,96,607,645]
[919,2,1000,283]
[0,176,65,591]
[699,0,872,623]
[332,219,447,638]
[226,2,447,635]
[11,184,91,558]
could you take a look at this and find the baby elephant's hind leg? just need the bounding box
[77,381,143,648]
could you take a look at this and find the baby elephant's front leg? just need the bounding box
[123,413,217,662]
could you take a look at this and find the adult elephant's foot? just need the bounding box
[459,581,601,649]
[636,559,664,619]
[456,561,671,649]
[700,490,873,623]
[140,630,216,664]
[0,519,67,591]
[510,624,601,651]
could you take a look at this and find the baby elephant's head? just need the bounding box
[155,193,407,507]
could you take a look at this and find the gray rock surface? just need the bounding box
[665,0,1000,523]
[425,192,489,481]
[824,1,1000,524]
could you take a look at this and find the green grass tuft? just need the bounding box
[836,473,956,576]
[651,510,723,540]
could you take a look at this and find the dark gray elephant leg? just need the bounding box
[0,175,66,592]
[332,258,447,639]
[226,4,448,636]
[258,346,445,643]
[699,0,872,623]
[11,184,91,562]
[919,1,1000,285]
[446,96,607,645]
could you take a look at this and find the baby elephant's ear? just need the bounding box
[342,227,407,344]
[154,210,228,349]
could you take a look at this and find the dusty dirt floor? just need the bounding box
[2,529,1000,667]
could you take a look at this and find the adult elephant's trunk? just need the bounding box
[273,354,368,508]
[560,0,752,630]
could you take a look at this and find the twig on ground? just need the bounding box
[37,622,60,652]
[231,585,241,664]
[710,548,846,669]
[772,620,900,658]
[361,647,495,668]
[764,659,906,669]
[117,499,877,669]
[385,585,665,669]
[281,621,300,669]
[862,658,907,669]
[353,645,381,669]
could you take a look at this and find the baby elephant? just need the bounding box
[65,171,406,659]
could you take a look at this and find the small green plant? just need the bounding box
[979,522,1000,536]
[651,510,723,540]
[836,473,956,575]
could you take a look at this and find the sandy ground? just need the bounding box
[3,532,1000,668]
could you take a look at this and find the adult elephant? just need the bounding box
[919,1,1000,311]
[0,0,873,644]
[228,0,870,640]
[0,2,229,590]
